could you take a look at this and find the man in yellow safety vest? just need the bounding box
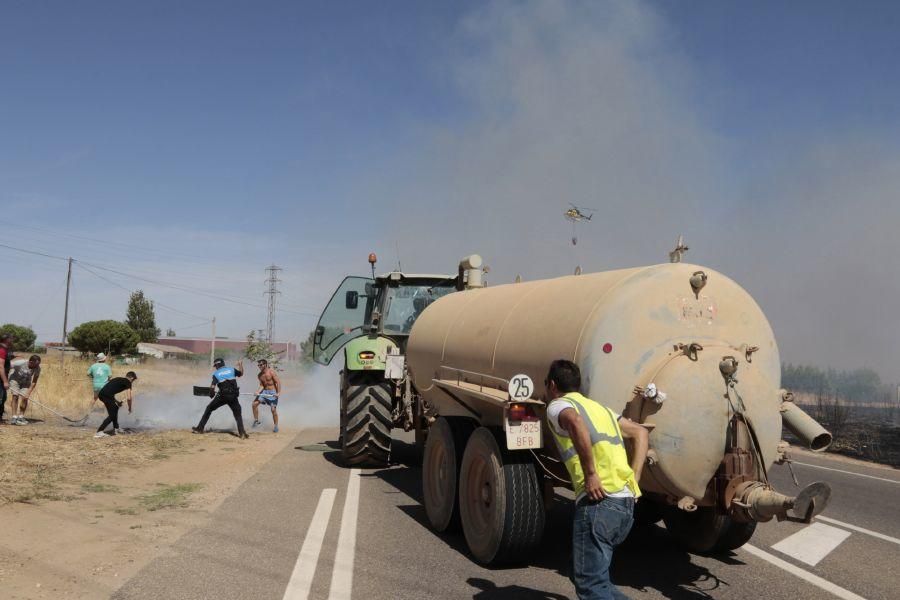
[545,359,649,600]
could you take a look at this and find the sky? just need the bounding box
[1,1,900,381]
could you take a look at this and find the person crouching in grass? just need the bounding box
[94,371,137,438]
[8,354,41,425]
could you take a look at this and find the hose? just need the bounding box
[28,392,89,425]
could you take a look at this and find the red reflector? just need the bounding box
[602,343,613,354]
[508,403,539,422]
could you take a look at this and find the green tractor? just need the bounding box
[312,254,484,466]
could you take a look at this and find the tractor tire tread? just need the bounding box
[341,381,393,467]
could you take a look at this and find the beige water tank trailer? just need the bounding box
[408,262,830,516]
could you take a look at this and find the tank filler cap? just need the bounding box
[689,270,707,298]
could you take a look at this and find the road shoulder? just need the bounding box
[0,428,294,600]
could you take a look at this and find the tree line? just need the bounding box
[1,290,162,354]
[782,363,894,404]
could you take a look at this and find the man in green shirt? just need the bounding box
[87,353,112,405]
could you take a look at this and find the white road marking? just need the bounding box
[742,544,867,600]
[283,488,338,600]
[771,522,851,566]
[793,461,900,484]
[329,468,361,600]
[816,515,900,546]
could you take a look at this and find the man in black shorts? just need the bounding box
[94,371,137,438]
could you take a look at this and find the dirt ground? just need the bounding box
[0,423,294,599]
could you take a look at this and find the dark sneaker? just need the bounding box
[191,427,204,434]
[241,432,250,440]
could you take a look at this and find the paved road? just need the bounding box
[116,429,900,600]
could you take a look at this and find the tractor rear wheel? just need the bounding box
[458,427,545,564]
[341,378,393,467]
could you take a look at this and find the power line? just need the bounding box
[14,223,223,267]
[76,262,210,322]
[0,241,319,317]
[0,242,68,262]
[80,259,315,315]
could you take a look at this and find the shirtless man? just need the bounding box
[252,359,281,433]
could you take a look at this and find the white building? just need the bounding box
[136,342,194,359]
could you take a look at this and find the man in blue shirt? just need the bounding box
[192,358,248,439]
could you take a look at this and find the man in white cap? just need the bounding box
[88,353,112,406]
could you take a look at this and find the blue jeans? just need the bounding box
[572,496,634,600]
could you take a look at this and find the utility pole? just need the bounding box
[60,257,73,366]
[210,317,216,368]
[264,264,282,344]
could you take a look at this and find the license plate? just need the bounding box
[505,420,542,449]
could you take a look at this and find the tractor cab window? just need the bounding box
[313,276,374,365]
[382,283,456,334]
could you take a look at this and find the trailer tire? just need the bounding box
[423,417,475,532]
[459,427,545,565]
[663,506,743,554]
[713,519,757,552]
[633,498,664,527]
[341,379,393,467]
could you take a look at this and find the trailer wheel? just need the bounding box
[713,519,757,552]
[459,427,545,565]
[633,498,664,527]
[341,378,393,467]
[662,506,727,553]
[423,417,474,532]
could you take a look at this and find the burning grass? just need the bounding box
[25,356,210,417]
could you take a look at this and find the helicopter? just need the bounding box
[564,203,594,222]
[564,204,595,245]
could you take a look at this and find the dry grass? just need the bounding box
[0,424,199,505]
[138,482,202,511]
[24,356,209,417]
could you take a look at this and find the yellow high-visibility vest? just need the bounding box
[550,392,641,499]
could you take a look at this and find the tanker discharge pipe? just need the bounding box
[780,391,833,451]
[731,480,832,524]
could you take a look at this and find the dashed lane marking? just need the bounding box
[771,522,851,566]
[816,515,900,546]
[742,544,867,600]
[329,468,361,600]
[282,488,337,600]
[793,462,900,484]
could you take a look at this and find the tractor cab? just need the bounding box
[313,270,457,366]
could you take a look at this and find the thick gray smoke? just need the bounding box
[359,0,900,381]
[117,363,340,431]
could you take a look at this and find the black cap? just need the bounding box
[213,358,225,368]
